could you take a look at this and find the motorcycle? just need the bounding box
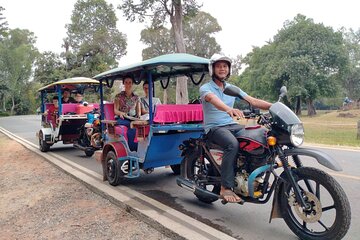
[177,85,351,240]
[74,106,102,157]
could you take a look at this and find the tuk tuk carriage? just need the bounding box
[37,77,101,154]
[94,53,209,186]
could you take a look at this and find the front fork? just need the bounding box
[277,146,311,211]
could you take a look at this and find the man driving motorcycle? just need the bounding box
[200,54,272,203]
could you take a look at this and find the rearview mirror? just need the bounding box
[223,85,244,99]
[279,86,287,97]
[278,86,287,102]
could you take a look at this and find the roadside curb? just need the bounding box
[0,127,236,240]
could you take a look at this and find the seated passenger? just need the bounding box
[62,88,76,103]
[114,76,140,151]
[139,82,161,120]
[44,96,59,128]
[74,91,84,104]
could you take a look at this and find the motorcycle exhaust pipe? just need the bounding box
[176,177,220,202]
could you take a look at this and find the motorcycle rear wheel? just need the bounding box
[280,167,351,240]
[185,154,221,204]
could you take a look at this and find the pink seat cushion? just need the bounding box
[62,103,78,114]
[104,103,115,120]
[153,104,203,123]
[115,125,128,140]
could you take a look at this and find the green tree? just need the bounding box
[140,26,174,60]
[342,28,360,101]
[140,11,221,59]
[0,6,8,40]
[240,14,348,116]
[0,28,38,115]
[120,0,201,104]
[33,51,68,85]
[64,0,127,77]
[183,11,221,58]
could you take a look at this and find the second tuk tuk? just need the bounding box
[94,53,209,186]
[37,77,101,155]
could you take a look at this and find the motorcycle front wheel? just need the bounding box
[280,167,351,240]
[184,154,221,204]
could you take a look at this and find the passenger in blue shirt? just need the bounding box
[200,54,272,203]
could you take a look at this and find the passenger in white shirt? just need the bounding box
[139,82,161,119]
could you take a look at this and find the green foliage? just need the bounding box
[64,0,127,77]
[140,26,174,60]
[239,14,349,115]
[0,28,38,115]
[33,51,68,85]
[140,11,221,59]
[119,0,201,27]
[342,28,360,100]
[0,6,8,40]
[183,11,221,58]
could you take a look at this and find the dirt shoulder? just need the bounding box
[0,133,171,240]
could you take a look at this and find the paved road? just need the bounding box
[1,115,359,240]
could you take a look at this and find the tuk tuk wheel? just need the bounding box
[39,132,51,152]
[170,164,181,175]
[105,151,123,186]
[85,149,94,157]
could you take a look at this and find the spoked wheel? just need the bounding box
[105,151,123,186]
[185,154,221,204]
[280,167,351,240]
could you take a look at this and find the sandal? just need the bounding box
[220,189,244,204]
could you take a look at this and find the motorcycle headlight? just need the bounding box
[290,123,304,146]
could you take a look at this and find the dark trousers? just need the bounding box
[116,118,138,151]
[207,124,243,189]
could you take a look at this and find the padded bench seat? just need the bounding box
[153,104,203,124]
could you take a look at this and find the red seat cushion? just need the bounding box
[115,125,128,140]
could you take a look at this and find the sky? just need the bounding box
[1,0,359,66]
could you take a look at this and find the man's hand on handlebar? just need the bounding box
[226,108,244,119]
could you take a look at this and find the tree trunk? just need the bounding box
[163,88,168,104]
[10,95,15,115]
[1,93,6,111]
[306,98,317,116]
[295,96,302,115]
[171,1,188,104]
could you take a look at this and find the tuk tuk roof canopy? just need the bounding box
[93,53,210,83]
[38,77,100,92]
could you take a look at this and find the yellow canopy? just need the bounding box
[38,77,101,92]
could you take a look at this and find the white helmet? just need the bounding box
[208,53,232,78]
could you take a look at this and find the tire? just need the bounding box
[170,164,181,175]
[39,132,50,152]
[104,151,123,186]
[185,153,221,204]
[85,149,94,157]
[280,167,351,240]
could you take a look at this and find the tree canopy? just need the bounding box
[239,14,349,115]
[0,6,8,40]
[342,28,360,100]
[140,11,221,59]
[0,28,38,114]
[64,0,127,77]
[33,51,67,85]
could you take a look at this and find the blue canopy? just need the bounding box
[93,53,209,83]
